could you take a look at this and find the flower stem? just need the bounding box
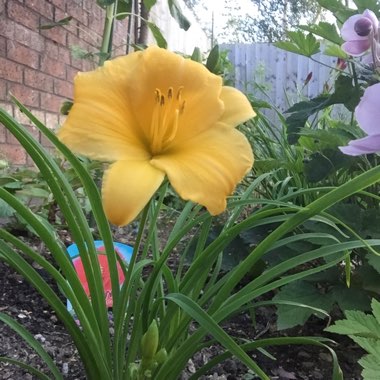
[99,2,116,66]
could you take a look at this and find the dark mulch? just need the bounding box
[0,230,364,380]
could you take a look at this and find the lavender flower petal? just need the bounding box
[339,134,380,156]
[355,83,380,135]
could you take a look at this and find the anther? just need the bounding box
[155,89,161,103]
[179,100,186,114]
[177,87,184,101]
[168,87,173,99]
[160,95,165,106]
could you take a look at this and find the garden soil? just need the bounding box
[0,229,364,380]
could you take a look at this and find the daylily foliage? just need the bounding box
[58,46,255,225]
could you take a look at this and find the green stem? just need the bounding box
[99,2,116,65]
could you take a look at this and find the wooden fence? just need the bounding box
[221,43,340,120]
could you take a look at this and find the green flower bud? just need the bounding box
[141,320,159,360]
[154,348,168,364]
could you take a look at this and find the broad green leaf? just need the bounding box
[0,198,15,217]
[146,22,167,48]
[285,75,361,143]
[116,0,132,20]
[329,75,362,111]
[0,176,18,186]
[326,309,380,338]
[303,149,353,182]
[167,0,190,30]
[331,286,371,312]
[274,31,320,57]
[206,45,220,73]
[96,0,116,7]
[285,95,330,144]
[352,336,380,357]
[190,47,202,63]
[372,299,380,325]
[299,22,343,45]
[367,253,380,274]
[17,186,50,198]
[143,0,156,10]
[353,0,380,16]
[324,43,348,59]
[316,0,357,23]
[360,353,380,379]
[273,281,334,330]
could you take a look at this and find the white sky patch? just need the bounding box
[192,0,259,43]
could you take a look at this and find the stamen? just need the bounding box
[155,89,161,103]
[177,87,184,101]
[150,87,185,155]
[179,100,186,114]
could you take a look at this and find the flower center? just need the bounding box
[354,17,373,37]
[150,87,185,155]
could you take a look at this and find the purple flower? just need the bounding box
[339,83,380,155]
[341,9,378,56]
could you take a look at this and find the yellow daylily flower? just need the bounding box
[58,46,255,226]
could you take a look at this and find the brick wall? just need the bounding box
[0,0,129,165]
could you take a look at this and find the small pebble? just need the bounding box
[34,334,46,343]
[62,362,69,375]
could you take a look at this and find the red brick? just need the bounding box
[66,1,89,26]
[88,14,104,36]
[8,82,40,107]
[51,0,66,11]
[25,0,54,20]
[1,144,27,165]
[40,92,65,112]
[0,127,6,143]
[24,68,54,92]
[66,65,80,82]
[0,80,7,100]
[6,124,40,144]
[58,46,71,64]
[53,78,73,98]
[7,0,39,30]
[0,18,15,39]
[41,25,67,46]
[40,55,66,79]
[0,36,6,57]
[14,24,45,52]
[7,41,40,69]
[78,27,101,48]
[54,7,79,36]
[45,40,59,59]
[45,112,59,130]
[0,57,23,83]
[14,106,42,125]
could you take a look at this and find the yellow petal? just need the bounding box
[219,87,256,126]
[58,54,149,161]
[151,124,253,215]
[126,46,225,142]
[102,160,165,226]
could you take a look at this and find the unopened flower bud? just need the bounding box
[154,348,168,364]
[141,320,159,360]
[304,72,313,86]
[354,17,373,36]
